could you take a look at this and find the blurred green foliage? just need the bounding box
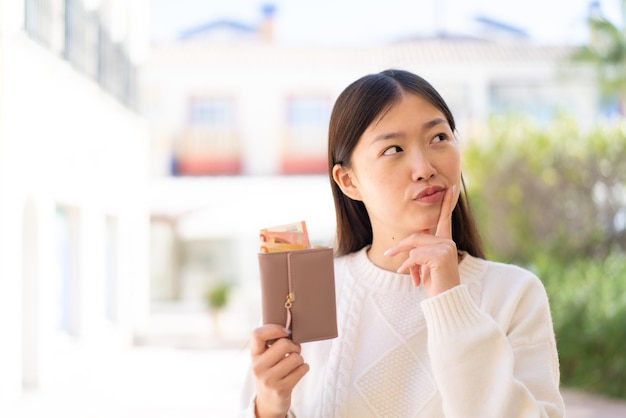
[464,114,626,264]
[463,114,626,398]
[205,281,231,310]
[537,254,626,398]
[571,0,626,114]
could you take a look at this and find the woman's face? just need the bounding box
[334,92,461,246]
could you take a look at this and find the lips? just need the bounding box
[415,185,445,203]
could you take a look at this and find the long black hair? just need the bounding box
[328,69,484,258]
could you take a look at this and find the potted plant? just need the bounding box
[205,281,231,337]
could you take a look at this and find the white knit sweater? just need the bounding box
[242,247,564,417]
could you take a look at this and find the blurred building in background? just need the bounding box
[138,5,600,344]
[0,0,149,400]
[142,6,598,179]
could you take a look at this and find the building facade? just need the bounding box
[142,31,597,178]
[0,0,149,399]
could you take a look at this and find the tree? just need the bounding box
[463,114,626,264]
[572,0,626,115]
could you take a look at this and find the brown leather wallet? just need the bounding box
[258,247,338,343]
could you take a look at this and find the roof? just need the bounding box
[474,16,529,37]
[144,37,577,69]
[178,20,256,40]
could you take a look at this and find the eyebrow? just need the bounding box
[424,117,448,130]
[371,117,449,143]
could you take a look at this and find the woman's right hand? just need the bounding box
[250,324,309,418]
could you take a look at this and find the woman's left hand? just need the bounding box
[385,185,460,297]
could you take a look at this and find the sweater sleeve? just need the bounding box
[239,395,297,418]
[421,282,564,418]
[239,367,298,418]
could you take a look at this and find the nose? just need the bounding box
[411,151,436,182]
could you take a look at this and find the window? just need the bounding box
[489,82,557,123]
[190,98,234,126]
[287,97,330,127]
[174,97,241,175]
[25,0,136,108]
[64,0,99,80]
[54,206,80,336]
[104,216,118,322]
[25,0,56,50]
[281,96,331,174]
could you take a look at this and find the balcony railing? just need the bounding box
[280,127,327,174]
[174,127,242,175]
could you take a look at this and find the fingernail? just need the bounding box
[452,185,457,194]
[384,248,392,256]
[282,327,292,335]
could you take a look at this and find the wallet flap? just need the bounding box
[258,251,290,327]
[287,247,338,343]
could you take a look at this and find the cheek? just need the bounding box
[363,174,406,214]
[363,167,397,189]
[453,161,462,182]
[446,151,462,182]
[355,169,397,202]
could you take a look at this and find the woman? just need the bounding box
[243,69,564,417]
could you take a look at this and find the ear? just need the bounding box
[332,164,362,201]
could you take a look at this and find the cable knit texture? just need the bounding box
[241,247,564,417]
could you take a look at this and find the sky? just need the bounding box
[149,0,624,46]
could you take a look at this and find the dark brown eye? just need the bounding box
[432,134,447,143]
[383,145,403,155]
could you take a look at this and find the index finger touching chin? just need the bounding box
[435,184,457,239]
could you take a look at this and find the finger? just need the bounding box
[409,264,422,286]
[435,184,457,239]
[274,351,307,378]
[254,337,302,370]
[395,240,456,272]
[252,341,303,383]
[384,230,435,257]
[282,362,310,387]
[250,324,290,356]
[385,233,426,257]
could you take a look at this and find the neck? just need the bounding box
[367,228,458,273]
[368,229,424,272]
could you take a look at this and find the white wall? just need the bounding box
[0,0,149,399]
